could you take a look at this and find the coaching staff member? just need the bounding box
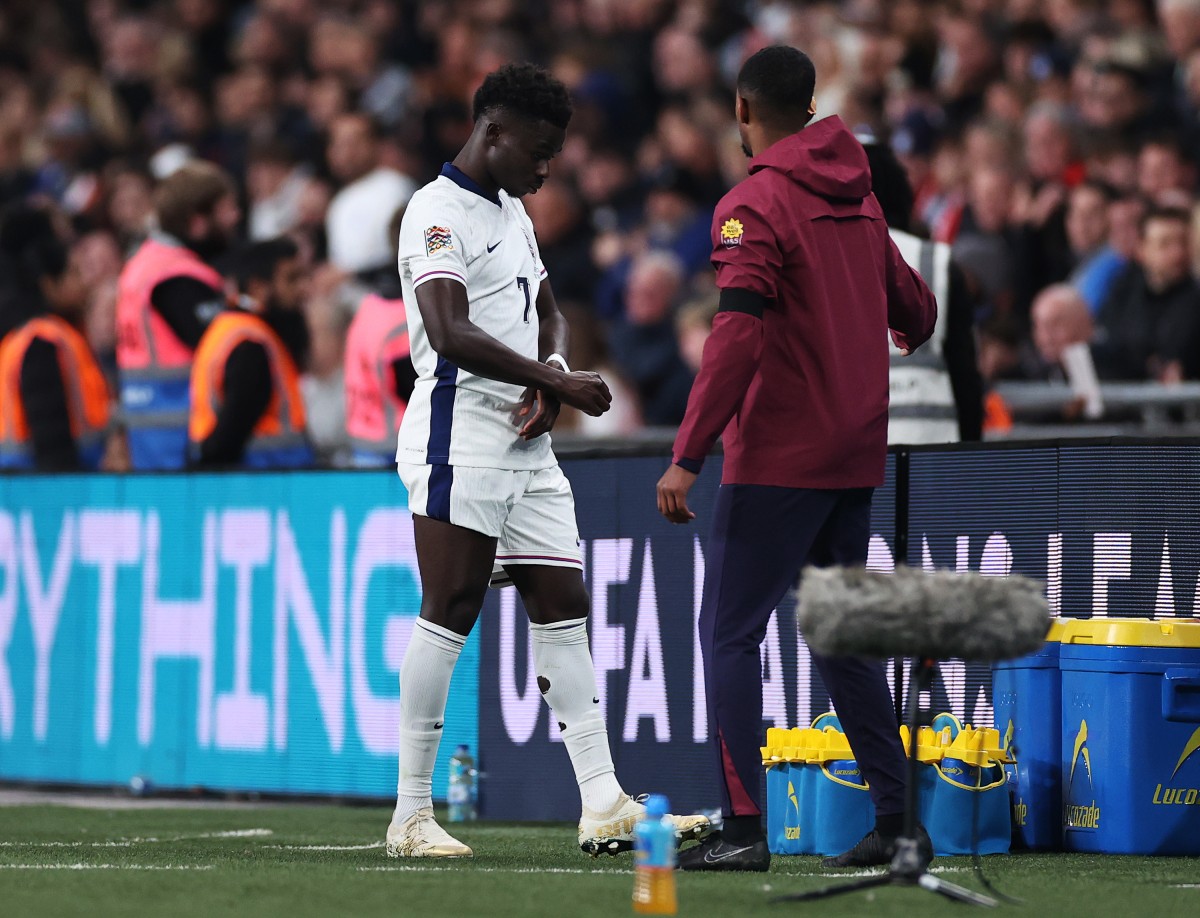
[657,46,937,872]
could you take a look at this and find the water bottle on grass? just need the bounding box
[447,745,477,822]
[632,794,677,915]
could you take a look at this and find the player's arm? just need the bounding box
[535,279,569,365]
[659,198,775,524]
[415,278,609,416]
[886,234,937,355]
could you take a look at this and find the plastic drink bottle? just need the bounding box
[447,744,477,822]
[632,795,677,915]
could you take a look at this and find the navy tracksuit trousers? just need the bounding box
[698,484,907,821]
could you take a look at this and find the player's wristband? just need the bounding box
[546,353,570,373]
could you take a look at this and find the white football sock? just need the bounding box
[393,618,466,826]
[530,618,624,813]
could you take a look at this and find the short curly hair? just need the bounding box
[472,63,572,130]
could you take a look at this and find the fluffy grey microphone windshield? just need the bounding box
[795,566,1051,662]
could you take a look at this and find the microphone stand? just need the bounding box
[773,658,998,908]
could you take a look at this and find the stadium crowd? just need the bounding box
[2,0,1200,470]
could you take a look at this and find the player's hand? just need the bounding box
[552,370,612,416]
[516,387,561,439]
[656,464,698,524]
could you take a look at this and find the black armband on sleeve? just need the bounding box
[717,287,768,319]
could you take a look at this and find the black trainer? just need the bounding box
[820,825,933,869]
[677,833,771,872]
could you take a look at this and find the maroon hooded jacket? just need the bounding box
[672,116,937,489]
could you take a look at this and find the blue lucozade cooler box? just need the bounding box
[1059,618,1200,855]
[992,619,1066,849]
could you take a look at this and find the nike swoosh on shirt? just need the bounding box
[487,240,502,252]
[433,722,444,730]
[704,844,754,863]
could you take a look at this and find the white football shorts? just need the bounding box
[397,461,583,588]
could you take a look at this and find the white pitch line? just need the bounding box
[193,829,272,839]
[0,842,133,848]
[0,828,273,848]
[359,866,615,875]
[1172,884,1200,889]
[0,863,215,871]
[266,843,384,851]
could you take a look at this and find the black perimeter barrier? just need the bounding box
[479,435,1200,819]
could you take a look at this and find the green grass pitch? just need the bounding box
[1,799,1197,917]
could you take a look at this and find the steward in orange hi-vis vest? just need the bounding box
[0,315,111,470]
[188,310,313,468]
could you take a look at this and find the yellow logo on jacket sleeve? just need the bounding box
[720,218,744,246]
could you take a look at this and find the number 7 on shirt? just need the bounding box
[516,276,531,323]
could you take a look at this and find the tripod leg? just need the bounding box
[917,874,999,907]
[771,874,892,904]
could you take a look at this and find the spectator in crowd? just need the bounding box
[953,166,1021,319]
[102,161,156,250]
[246,140,311,242]
[74,229,125,384]
[1137,134,1196,205]
[1093,207,1200,381]
[116,160,240,470]
[552,303,642,437]
[1108,193,1150,264]
[1014,102,1077,309]
[324,112,415,277]
[1,0,1199,453]
[522,177,596,308]
[1079,60,1152,137]
[188,237,313,468]
[609,251,694,426]
[0,204,112,471]
[674,298,717,377]
[1066,180,1126,313]
[1031,284,1096,380]
[1161,0,1200,121]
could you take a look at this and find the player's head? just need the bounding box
[472,63,572,198]
[735,46,817,157]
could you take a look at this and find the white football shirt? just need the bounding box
[395,164,553,470]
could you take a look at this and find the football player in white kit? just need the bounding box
[385,63,710,858]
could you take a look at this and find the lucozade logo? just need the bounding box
[784,779,801,841]
[1004,718,1030,826]
[1065,720,1101,829]
[1151,727,1200,807]
[1171,727,1200,780]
